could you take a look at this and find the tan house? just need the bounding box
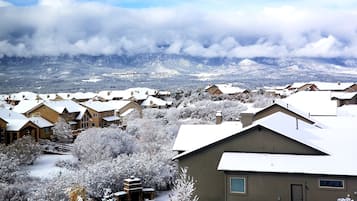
[81,101,120,127]
[29,116,54,139]
[205,84,249,96]
[173,111,357,201]
[0,108,40,144]
[27,100,92,131]
[81,100,142,127]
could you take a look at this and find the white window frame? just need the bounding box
[318,179,345,189]
[230,177,246,194]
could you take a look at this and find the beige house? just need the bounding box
[0,108,40,144]
[81,100,142,127]
[27,100,92,131]
[205,84,249,96]
[173,111,357,201]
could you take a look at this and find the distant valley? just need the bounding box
[1,54,357,93]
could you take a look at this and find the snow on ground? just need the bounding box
[150,191,169,201]
[27,154,76,179]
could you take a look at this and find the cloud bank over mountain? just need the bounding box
[1,0,357,58]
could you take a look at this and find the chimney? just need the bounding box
[216,111,222,124]
[240,112,255,127]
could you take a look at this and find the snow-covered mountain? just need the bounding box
[0,54,357,93]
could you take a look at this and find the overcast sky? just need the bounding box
[1,0,357,58]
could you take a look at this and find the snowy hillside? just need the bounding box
[1,55,357,93]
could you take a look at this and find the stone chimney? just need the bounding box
[216,111,222,124]
[240,112,255,127]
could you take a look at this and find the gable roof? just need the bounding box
[13,100,43,114]
[218,115,357,176]
[81,101,116,112]
[206,84,247,94]
[9,91,38,101]
[141,96,171,107]
[246,100,324,127]
[0,108,30,131]
[173,112,326,160]
[313,81,355,91]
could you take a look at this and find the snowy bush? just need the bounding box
[0,183,28,201]
[51,117,73,143]
[73,127,138,164]
[0,153,20,183]
[4,136,41,165]
[251,94,275,108]
[169,168,199,201]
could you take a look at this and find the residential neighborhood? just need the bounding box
[1,81,357,201]
[0,87,171,144]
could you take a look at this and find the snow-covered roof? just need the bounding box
[217,153,355,176]
[246,100,323,127]
[283,91,337,116]
[331,92,357,100]
[287,82,311,89]
[97,90,129,100]
[81,101,115,112]
[72,92,96,100]
[0,108,30,131]
[218,115,357,176]
[158,91,171,96]
[38,93,57,101]
[141,96,171,107]
[207,84,247,94]
[30,116,53,128]
[56,93,74,100]
[43,100,87,120]
[126,87,158,96]
[313,81,355,91]
[0,94,9,101]
[103,116,120,122]
[13,100,43,114]
[173,122,243,152]
[106,100,132,110]
[81,100,133,113]
[173,112,326,159]
[9,91,38,101]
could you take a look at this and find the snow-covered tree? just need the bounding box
[52,117,73,143]
[0,153,20,183]
[73,127,138,164]
[169,168,199,201]
[4,136,41,165]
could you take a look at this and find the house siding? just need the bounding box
[29,105,60,123]
[224,172,357,201]
[177,126,322,201]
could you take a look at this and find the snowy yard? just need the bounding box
[27,154,76,179]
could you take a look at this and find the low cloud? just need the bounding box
[0,1,357,58]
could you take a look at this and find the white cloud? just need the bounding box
[0,1,357,58]
[0,0,12,7]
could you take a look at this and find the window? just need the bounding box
[230,177,246,193]
[319,179,344,189]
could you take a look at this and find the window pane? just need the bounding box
[231,178,245,193]
[319,179,344,188]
